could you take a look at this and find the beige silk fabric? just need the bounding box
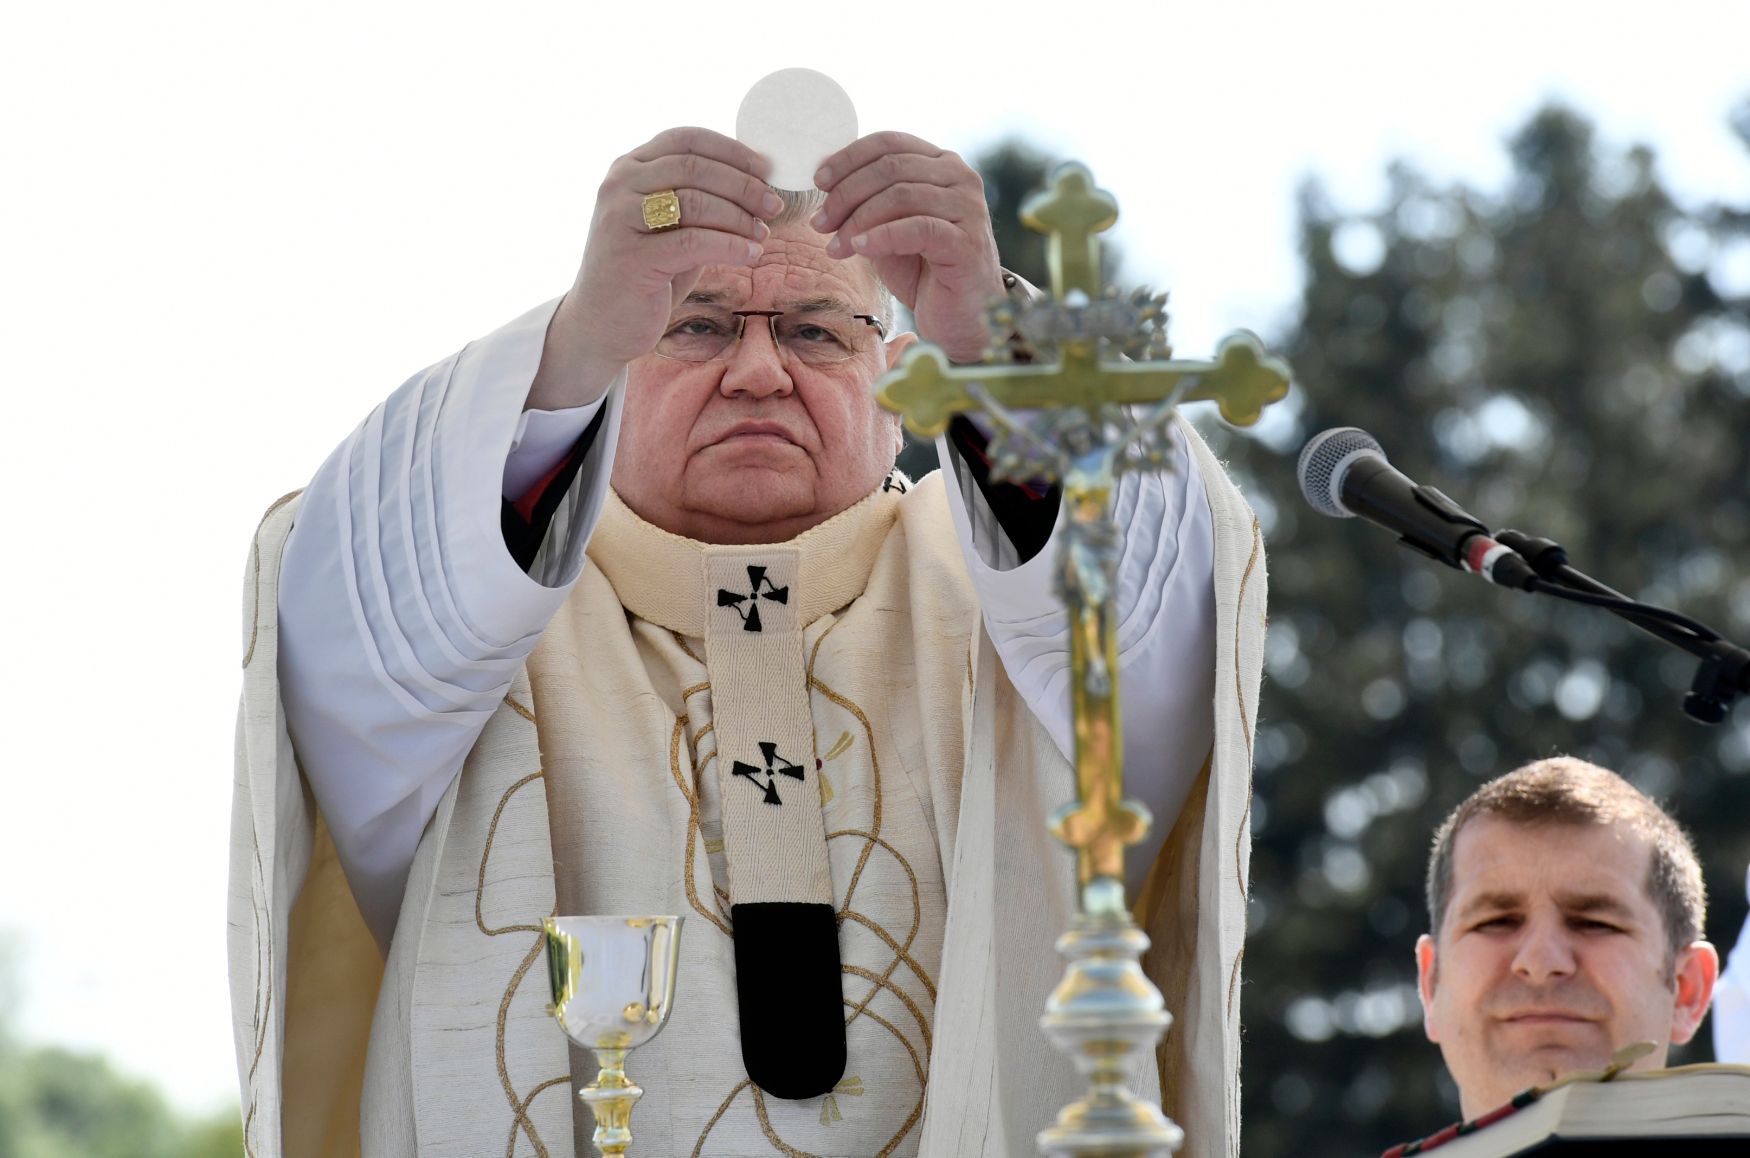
[229,420,1266,1158]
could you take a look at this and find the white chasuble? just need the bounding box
[231,423,1266,1158]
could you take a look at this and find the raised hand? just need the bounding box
[811,132,1005,364]
[528,128,780,410]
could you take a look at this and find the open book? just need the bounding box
[1382,1064,1750,1156]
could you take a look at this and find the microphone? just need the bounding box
[1297,427,1536,590]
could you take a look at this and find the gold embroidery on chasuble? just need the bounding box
[529,480,967,1156]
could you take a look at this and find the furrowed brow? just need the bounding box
[1456,891,1524,920]
[680,290,732,308]
[1557,892,1639,920]
[781,295,856,315]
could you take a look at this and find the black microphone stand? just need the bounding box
[1495,529,1750,724]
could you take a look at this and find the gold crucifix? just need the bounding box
[876,160,1288,1156]
[876,162,1290,897]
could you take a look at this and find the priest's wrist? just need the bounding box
[525,296,625,412]
[943,269,1036,367]
[936,271,1027,366]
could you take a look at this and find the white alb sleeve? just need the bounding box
[1713,865,1750,1063]
[936,420,1217,898]
[503,405,601,498]
[277,298,622,946]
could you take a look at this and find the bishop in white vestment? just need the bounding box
[229,127,1267,1157]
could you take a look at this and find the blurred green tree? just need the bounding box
[1196,103,1750,1156]
[183,1111,247,1158]
[0,946,243,1158]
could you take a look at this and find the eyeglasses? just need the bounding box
[654,307,887,367]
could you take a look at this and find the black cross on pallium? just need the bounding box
[731,741,806,806]
[716,565,789,632]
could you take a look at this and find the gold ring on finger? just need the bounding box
[641,189,682,232]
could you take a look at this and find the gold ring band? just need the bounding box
[641,189,682,232]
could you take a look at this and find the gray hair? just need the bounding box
[772,186,826,227]
[773,188,897,334]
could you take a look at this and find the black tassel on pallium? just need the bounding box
[730,901,846,1099]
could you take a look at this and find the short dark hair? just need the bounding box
[1425,756,1705,961]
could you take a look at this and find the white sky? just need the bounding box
[2,0,1746,1117]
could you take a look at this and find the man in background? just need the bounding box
[1414,756,1718,1118]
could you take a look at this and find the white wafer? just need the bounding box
[735,68,858,192]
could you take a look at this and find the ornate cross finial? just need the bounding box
[878,161,1286,453]
[1021,163,1117,299]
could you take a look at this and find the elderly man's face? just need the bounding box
[610,222,911,544]
[1415,817,1716,1118]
